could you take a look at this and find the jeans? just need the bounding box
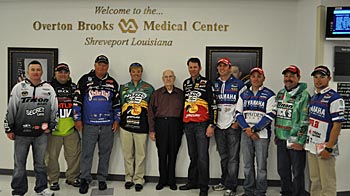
[241,132,269,196]
[214,127,241,191]
[183,122,209,191]
[276,139,306,196]
[11,134,48,195]
[80,124,114,182]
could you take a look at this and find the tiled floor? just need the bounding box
[0,175,282,196]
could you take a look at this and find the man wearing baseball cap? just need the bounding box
[236,67,276,196]
[47,63,81,191]
[275,65,310,196]
[73,55,121,194]
[305,65,345,196]
[212,57,246,196]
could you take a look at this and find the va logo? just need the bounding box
[118,18,138,33]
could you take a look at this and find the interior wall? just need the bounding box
[1,0,348,192]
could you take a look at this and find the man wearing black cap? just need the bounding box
[73,55,121,194]
[47,63,81,191]
[275,65,310,196]
[305,65,345,196]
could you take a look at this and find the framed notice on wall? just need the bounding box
[337,83,350,129]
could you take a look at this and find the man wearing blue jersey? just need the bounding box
[212,58,246,196]
[305,65,345,196]
[236,67,276,196]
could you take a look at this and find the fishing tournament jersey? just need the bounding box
[305,87,345,155]
[275,83,310,145]
[50,78,76,137]
[236,86,276,138]
[4,79,58,137]
[213,75,246,129]
[183,75,217,124]
[119,80,154,133]
[73,70,121,125]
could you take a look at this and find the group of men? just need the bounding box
[4,55,344,196]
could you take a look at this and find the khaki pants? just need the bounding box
[46,131,81,183]
[120,128,148,185]
[307,152,336,196]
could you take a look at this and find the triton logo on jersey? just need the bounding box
[21,97,49,103]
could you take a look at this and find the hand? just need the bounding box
[6,132,15,140]
[75,121,83,132]
[251,133,260,141]
[320,149,332,159]
[245,127,253,137]
[291,142,304,151]
[112,122,119,133]
[44,129,51,134]
[231,121,239,129]
[206,126,214,137]
[150,132,156,141]
[274,137,279,145]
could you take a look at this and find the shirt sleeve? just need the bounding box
[4,84,20,133]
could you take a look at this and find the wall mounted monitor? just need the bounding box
[326,6,350,40]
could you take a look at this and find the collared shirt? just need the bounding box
[148,86,184,132]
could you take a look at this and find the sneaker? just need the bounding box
[79,179,89,194]
[212,183,227,191]
[99,181,107,190]
[66,178,80,187]
[49,182,60,191]
[36,188,54,196]
[223,190,236,196]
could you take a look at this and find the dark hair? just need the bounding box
[129,62,143,72]
[27,60,42,69]
[187,57,201,67]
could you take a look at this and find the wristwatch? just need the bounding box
[324,147,333,153]
[209,124,216,128]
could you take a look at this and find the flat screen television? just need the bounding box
[326,6,350,40]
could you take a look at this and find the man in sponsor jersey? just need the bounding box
[46,63,81,191]
[305,65,345,196]
[179,57,217,196]
[73,55,121,194]
[212,58,246,196]
[119,62,154,192]
[236,67,276,196]
[4,60,58,196]
[275,65,310,196]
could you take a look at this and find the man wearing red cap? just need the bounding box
[305,65,345,196]
[236,67,276,196]
[212,57,246,196]
[275,65,310,196]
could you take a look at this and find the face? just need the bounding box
[217,63,231,78]
[231,65,242,79]
[188,62,201,78]
[94,62,109,77]
[162,70,175,87]
[283,72,300,90]
[250,71,265,89]
[27,63,43,81]
[55,70,70,84]
[313,74,330,91]
[130,67,143,82]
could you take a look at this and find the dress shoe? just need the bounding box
[169,184,177,190]
[179,183,198,190]
[135,184,143,192]
[79,179,89,194]
[124,181,134,189]
[156,183,165,190]
[99,181,107,190]
[199,190,208,196]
